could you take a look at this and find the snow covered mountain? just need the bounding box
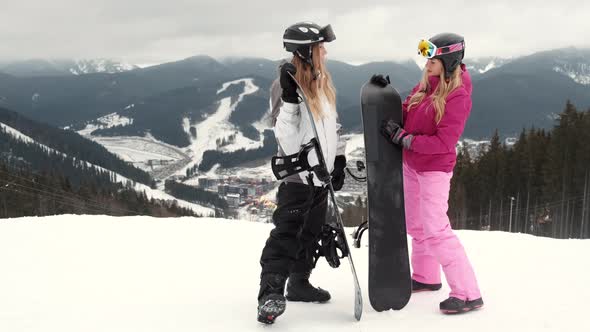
[462,48,590,138]
[76,77,275,183]
[2,47,589,152]
[0,112,213,216]
[69,59,138,75]
[465,57,512,75]
[0,215,587,331]
[551,52,590,85]
[0,58,139,77]
[483,47,590,80]
[462,49,590,84]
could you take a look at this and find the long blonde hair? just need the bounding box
[407,63,463,123]
[291,44,337,119]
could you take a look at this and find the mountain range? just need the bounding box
[0,48,589,180]
[0,59,138,77]
[1,48,589,139]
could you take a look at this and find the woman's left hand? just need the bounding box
[381,119,412,149]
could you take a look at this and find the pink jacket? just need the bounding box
[402,64,472,172]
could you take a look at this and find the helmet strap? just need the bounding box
[295,48,319,81]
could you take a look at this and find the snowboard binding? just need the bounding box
[313,223,350,269]
[271,138,324,180]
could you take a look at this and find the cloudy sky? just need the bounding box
[1,0,589,65]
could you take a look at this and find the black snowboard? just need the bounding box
[360,79,411,311]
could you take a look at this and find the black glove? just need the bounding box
[370,74,390,88]
[331,155,346,191]
[311,165,331,184]
[280,63,299,104]
[380,119,411,147]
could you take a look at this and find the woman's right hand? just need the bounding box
[280,63,299,104]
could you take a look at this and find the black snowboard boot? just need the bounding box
[439,297,484,314]
[412,279,442,293]
[257,273,287,324]
[285,272,331,303]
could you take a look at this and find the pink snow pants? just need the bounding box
[403,161,481,301]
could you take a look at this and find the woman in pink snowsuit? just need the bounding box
[377,33,484,314]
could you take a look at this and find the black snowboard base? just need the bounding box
[360,79,412,311]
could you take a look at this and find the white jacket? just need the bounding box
[270,79,346,187]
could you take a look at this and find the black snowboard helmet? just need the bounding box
[419,33,465,78]
[283,22,336,65]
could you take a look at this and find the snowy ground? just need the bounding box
[342,133,364,157]
[217,159,275,180]
[0,215,588,332]
[78,121,190,176]
[89,134,188,164]
[75,112,133,136]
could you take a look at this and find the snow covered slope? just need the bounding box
[178,78,262,176]
[0,215,587,332]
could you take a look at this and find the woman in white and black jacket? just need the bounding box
[256,22,347,324]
